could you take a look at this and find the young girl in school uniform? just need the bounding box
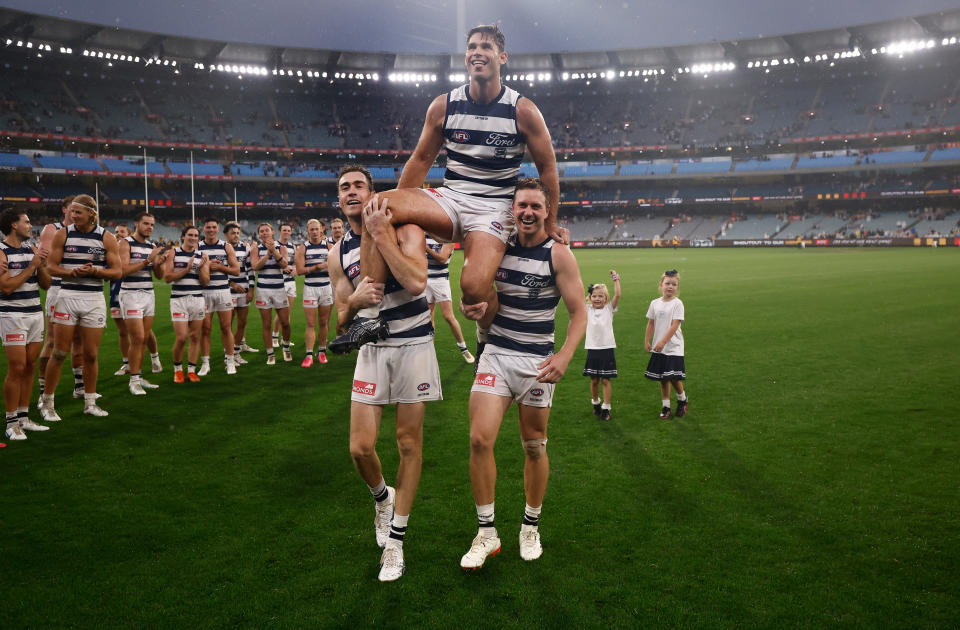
[583,270,621,421]
[644,269,687,419]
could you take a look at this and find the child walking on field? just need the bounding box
[583,270,621,421]
[644,269,687,419]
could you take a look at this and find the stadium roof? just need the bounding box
[1,6,960,77]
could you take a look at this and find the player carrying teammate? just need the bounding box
[459,179,585,569]
[329,165,441,582]
[330,24,562,353]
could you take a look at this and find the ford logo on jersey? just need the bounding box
[453,130,470,142]
[347,263,361,279]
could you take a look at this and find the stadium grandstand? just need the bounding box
[1,6,959,245]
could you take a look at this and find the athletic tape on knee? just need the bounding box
[522,437,548,458]
[52,348,69,361]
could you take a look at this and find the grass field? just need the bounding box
[1,248,958,628]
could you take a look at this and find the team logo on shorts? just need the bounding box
[110,308,122,317]
[126,309,141,316]
[172,312,186,318]
[491,221,503,233]
[304,299,316,306]
[352,379,377,396]
[5,333,25,343]
[453,130,471,142]
[426,188,443,199]
[347,263,361,279]
[255,300,267,307]
[530,388,544,397]
[417,382,430,392]
[474,373,496,387]
[53,311,71,322]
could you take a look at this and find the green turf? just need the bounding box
[1,248,958,628]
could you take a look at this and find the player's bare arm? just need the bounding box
[98,232,123,281]
[517,98,564,244]
[396,95,447,190]
[536,244,586,383]
[44,228,70,278]
[328,241,384,332]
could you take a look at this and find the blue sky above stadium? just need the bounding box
[1,0,958,53]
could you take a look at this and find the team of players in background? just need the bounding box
[0,23,688,585]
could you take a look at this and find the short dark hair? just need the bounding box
[338,164,374,191]
[181,225,199,239]
[467,24,506,53]
[61,195,75,210]
[134,211,153,223]
[0,207,26,236]
[514,177,550,202]
[224,221,241,233]
[202,217,219,226]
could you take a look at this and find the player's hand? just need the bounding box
[459,298,487,321]
[74,262,94,276]
[653,342,665,353]
[537,352,570,383]
[610,269,620,281]
[545,218,570,245]
[33,245,50,266]
[246,288,255,300]
[352,276,384,308]
[200,253,210,266]
[362,195,394,241]
[644,341,652,353]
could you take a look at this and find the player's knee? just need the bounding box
[469,430,495,453]
[460,276,486,304]
[522,437,548,460]
[349,439,375,463]
[396,434,421,459]
[52,348,69,361]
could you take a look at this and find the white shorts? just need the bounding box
[204,289,234,313]
[232,292,252,309]
[303,284,334,307]
[284,277,297,298]
[255,289,289,311]
[471,352,554,408]
[170,296,206,322]
[420,186,515,244]
[351,341,442,405]
[0,312,44,346]
[119,291,156,320]
[52,295,107,329]
[45,285,60,320]
[425,277,452,304]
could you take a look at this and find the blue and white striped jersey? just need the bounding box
[60,224,107,295]
[198,238,230,292]
[339,228,433,347]
[0,242,41,314]
[279,239,296,283]
[48,221,64,288]
[487,237,560,357]
[303,240,330,288]
[120,235,155,292]
[443,84,526,199]
[170,248,203,298]
[228,241,253,293]
[256,244,285,291]
[425,236,449,280]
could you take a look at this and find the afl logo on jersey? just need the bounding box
[65,246,79,253]
[453,130,471,142]
[347,263,361,279]
[495,269,508,281]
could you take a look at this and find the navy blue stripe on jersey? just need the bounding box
[445,96,515,119]
[487,333,554,356]
[390,322,435,339]
[444,147,524,171]
[228,241,251,292]
[304,241,330,287]
[382,296,428,322]
[497,292,560,311]
[491,313,555,335]
[198,239,230,291]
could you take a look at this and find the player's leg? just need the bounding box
[125,314,147,393]
[276,306,292,361]
[258,306,275,363]
[590,377,601,415]
[659,380,672,418]
[171,319,188,382]
[350,400,394,549]
[69,326,84,396]
[17,340,46,432]
[186,320,203,368]
[601,377,613,419]
[518,404,550,511]
[672,378,688,417]
[463,231,507,328]
[42,321,74,401]
[302,304,317,362]
[438,299,466,345]
[216,308,235,373]
[198,310,213,375]
[315,304,331,362]
[146,328,162,373]
[393,402,425,518]
[77,325,103,394]
[112,315,130,375]
[4,343,28,439]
